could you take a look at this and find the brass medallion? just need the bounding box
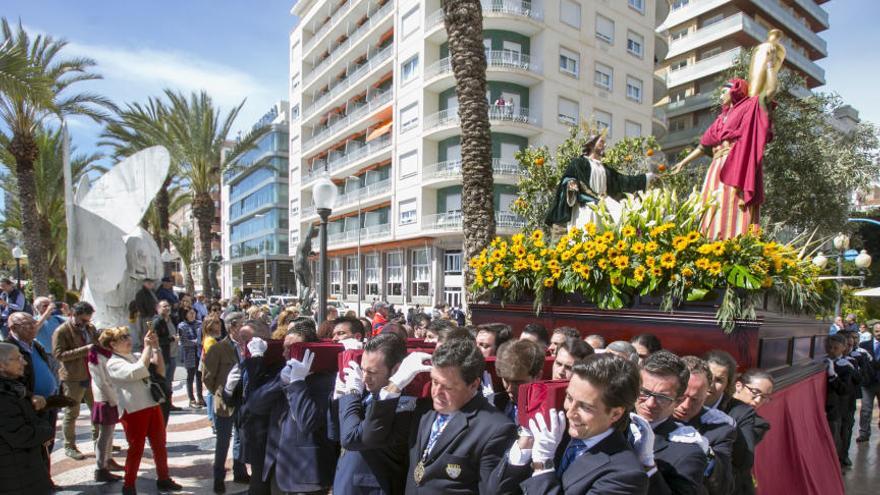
[414,461,425,484]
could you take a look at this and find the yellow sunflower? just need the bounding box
[633,266,646,282]
[660,252,676,269]
[708,261,722,276]
[543,278,554,288]
[621,225,636,238]
[531,229,544,242]
[598,259,609,270]
[631,242,645,254]
[614,255,630,269]
[645,241,659,253]
[695,257,710,270]
[650,266,663,277]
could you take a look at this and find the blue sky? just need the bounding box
[2,0,879,157]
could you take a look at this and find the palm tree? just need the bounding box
[162,89,269,296]
[0,126,104,286]
[100,97,177,249]
[442,1,495,305]
[167,228,195,295]
[0,38,48,99]
[0,19,115,295]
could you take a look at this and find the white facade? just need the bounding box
[289,0,664,311]
[656,0,830,152]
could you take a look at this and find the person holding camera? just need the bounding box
[105,326,182,494]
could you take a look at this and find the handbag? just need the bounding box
[145,364,167,404]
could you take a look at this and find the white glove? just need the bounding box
[280,349,314,384]
[669,424,710,455]
[344,361,365,395]
[480,371,495,398]
[701,408,736,427]
[825,358,837,378]
[389,352,432,390]
[224,364,241,395]
[339,338,363,351]
[333,374,346,400]
[528,408,566,464]
[247,337,268,358]
[629,413,656,469]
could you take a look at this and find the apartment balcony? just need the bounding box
[666,13,753,60]
[652,108,668,140]
[793,0,829,29]
[300,178,393,219]
[665,47,742,89]
[425,1,544,43]
[424,106,541,140]
[303,44,393,120]
[422,159,520,188]
[751,0,827,56]
[421,211,526,235]
[303,0,357,56]
[662,93,716,119]
[424,51,542,91]
[302,135,392,185]
[658,0,731,32]
[327,223,391,247]
[302,90,392,153]
[661,126,704,150]
[303,1,394,91]
[653,73,667,104]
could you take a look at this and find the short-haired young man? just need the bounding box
[824,333,860,468]
[489,353,649,494]
[520,323,550,350]
[331,317,365,344]
[363,338,516,493]
[492,339,546,423]
[637,351,709,495]
[585,334,606,350]
[475,323,513,358]
[552,336,594,380]
[549,326,581,355]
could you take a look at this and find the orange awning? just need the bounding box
[366,121,393,142]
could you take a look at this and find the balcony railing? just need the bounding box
[427,1,543,29]
[424,50,541,80]
[305,1,394,86]
[301,178,392,217]
[666,47,741,89]
[304,0,354,54]
[303,134,392,184]
[424,106,539,131]
[423,158,519,180]
[303,90,392,152]
[422,211,526,231]
[304,44,393,118]
[328,223,391,245]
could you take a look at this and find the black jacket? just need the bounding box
[0,377,53,495]
[689,407,737,495]
[365,392,517,494]
[826,356,860,421]
[858,340,880,387]
[718,396,769,495]
[489,429,648,495]
[649,417,709,495]
[134,286,158,318]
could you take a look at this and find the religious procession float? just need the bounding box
[470,31,843,495]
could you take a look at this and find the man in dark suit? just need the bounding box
[330,333,412,495]
[489,353,648,495]
[364,338,517,493]
[857,323,880,443]
[491,339,545,424]
[674,356,737,495]
[636,351,709,495]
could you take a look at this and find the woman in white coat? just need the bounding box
[88,330,125,482]
[104,326,182,495]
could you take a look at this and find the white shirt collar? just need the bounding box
[577,426,615,449]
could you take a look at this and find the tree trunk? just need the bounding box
[154,177,172,250]
[443,0,495,310]
[9,132,50,296]
[193,192,214,296]
[184,265,195,295]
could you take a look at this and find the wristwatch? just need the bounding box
[532,459,554,471]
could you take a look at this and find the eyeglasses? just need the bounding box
[638,388,677,406]
[744,384,772,402]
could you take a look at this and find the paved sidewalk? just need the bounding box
[52,368,248,494]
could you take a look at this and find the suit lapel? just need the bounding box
[652,418,676,454]
[417,410,436,457]
[425,393,482,465]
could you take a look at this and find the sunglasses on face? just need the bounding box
[637,388,677,407]
[744,384,772,402]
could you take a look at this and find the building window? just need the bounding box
[701,47,722,59]
[626,76,643,103]
[703,13,724,27]
[627,31,644,58]
[399,198,417,225]
[291,104,300,120]
[399,150,418,178]
[289,198,299,216]
[595,14,614,44]
[671,28,688,41]
[401,6,420,39]
[330,258,342,295]
[347,256,359,296]
[558,97,579,126]
[594,109,612,137]
[560,0,581,29]
[672,0,690,10]
[411,248,430,297]
[670,59,688,71]
[400,102,419,132]
[386,251,403,296]
[365,254,380,296]
[444,250,462,275]
[401,55,419,84]
[669,117,687,132]
[625,120,642,138]
[594,62,613,91]
[628,0,645,13]
[559,47,579,78]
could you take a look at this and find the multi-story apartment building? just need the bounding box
[221,103,294,298]
[288,0,667,310]
[656,0,830,154]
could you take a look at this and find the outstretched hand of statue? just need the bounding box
[567,180,579,192]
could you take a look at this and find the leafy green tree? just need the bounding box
[167,228,195,295]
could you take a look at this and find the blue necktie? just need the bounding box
[424,413,449,456]
[557,439,588,476]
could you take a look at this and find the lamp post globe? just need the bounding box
[855,250,872,269]
[812,252,828,269]
[833,233,850,251]
[11,246,23,289]
[312,175,337,325]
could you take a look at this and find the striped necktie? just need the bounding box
[557,438,588,476]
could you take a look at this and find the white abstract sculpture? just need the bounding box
[64,134,170,329]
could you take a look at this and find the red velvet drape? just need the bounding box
[754,371,844,495]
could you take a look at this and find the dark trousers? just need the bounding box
[841,399,857,459]
[828,417,844,462]
[214,413,248,482]
[185,367,203,402]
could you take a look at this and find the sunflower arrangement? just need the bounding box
[470,189,828,332]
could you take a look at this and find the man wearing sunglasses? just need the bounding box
[637,351,709,495]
